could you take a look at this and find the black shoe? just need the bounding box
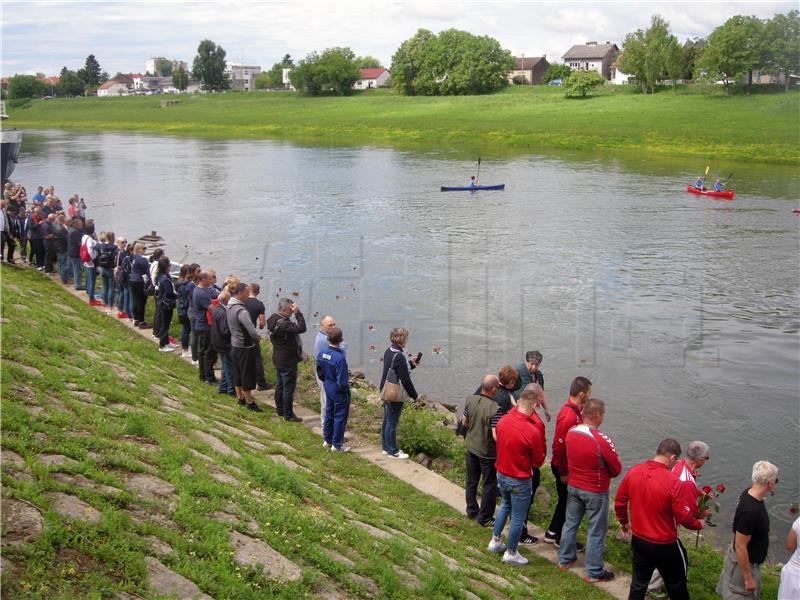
[246,402,263,412]
[284,415,302,422]
[206,379,218,385]
[228,391,237,397]
[477,518,495,528]
[256,384,272,391]
[585,570,615,583]
[544,530,558,544]
[519,533,539,544]
[576,542,585,553]
[238,398,246,406]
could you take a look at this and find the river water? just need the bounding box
[14,130,800,556]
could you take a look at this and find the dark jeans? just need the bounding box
[178,313,191,350]
[85,266,97,300]
[274,366,298,417]
[130,280,147,321]
[465,451,498,525]
[520,467,541,537]
[70,256,84,289]
[99,266,115,306]
[380,401,405,455]
[57,253,70,284]
[323,391,351,449]
[44,242,56,273]
[30,238,45,267]
[218,351,233,393]
[254,339,268,387]
[547,464,570,540]
[195,330,215,381]
[1,233,15,261]
[158,305,173,348]
[152,296,163,337]
[189,319,198,360]
[629,536,689,600]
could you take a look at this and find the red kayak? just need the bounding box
[686,185,735,200]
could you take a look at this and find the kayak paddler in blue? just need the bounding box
[712,178,723,192]
[469,176,477,188]
[693,176,705,190]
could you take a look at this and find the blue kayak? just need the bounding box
[441,184,505,192]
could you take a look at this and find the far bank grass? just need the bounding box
[8,85,800,165]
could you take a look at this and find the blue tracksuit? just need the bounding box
[316,346,350,449]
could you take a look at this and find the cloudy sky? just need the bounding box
[2,1,795,76]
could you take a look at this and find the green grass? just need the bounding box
[8,85,800,164]
[1,264,616,599]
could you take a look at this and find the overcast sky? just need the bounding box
[2,1,795,76]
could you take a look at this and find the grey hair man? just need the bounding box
[716,460,778,600]
[266,297,307,421]
[314,315,347,426]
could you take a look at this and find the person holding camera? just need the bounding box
[267,298,307,421]
[379,327,419,460]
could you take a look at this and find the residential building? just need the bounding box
[225,63,262,91]
[97,80,129,97]
[145,58,188,76]
[281,68,295,91]
[353,68,390,90]
[562,41,619,80]
[508,56,550,84]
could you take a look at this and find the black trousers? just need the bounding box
[465,451,498,525]
[44,242,56,272]
[130,281,147,322]
[547,464,570,539]
[196,330,215,382]
[158,305,173,347]
[521,467,541,536]
[629,536,689,600]
[2,233,15,261]
[274,366,298,417]
[152,297,163,339]
[253,339,268,387]
[30,238,45,267]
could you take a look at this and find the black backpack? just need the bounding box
[97,244,115,268]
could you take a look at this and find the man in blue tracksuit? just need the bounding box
[316,326,351,453]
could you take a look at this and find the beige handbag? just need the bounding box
[380,352,408,403]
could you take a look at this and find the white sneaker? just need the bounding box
[191,360,199,366]
[389,451,409,459]
[168,343,180,349]
[181,351,191,358]
[502,550,528,566]
[331,446,351,453]
[381,450,388,455]
[322,441,330,448]
[487,537,506,554]
[158,346,174,353]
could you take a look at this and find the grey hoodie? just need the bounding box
[227,297,259,348]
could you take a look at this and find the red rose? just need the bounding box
[716,484,726,494]
[702,485,713,495]
[791,504,799,514]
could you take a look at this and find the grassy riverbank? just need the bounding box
[1,264,609,599]
[8,85,800,165]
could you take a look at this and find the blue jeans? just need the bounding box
[99,267,115,306]
[558,486,609,578]
[178,314,191,350]
[381,401,404,455]
[117,282,131,314]
[218,351,233,394]
[70,257,84,288]
[492,473,532,553]
[84,266,97,301]
[274,366,298,417]
[58,254,70,284]
[323,390,351,449]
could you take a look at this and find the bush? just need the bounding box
[397,405,457,458]
[564,70,606,98]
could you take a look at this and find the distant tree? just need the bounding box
[152,57,174,77]
[77,54,102,87]
[289,47,360,96]
[664,35,684,91]
[681,38,706,80]
[563,70,605,98]
[192,39,230,91]
[7,75,48,99]
[172,66,188,91]
[619,14,675,94]
[254,72,271,90]
[57,67,86,96]
[112,72,126,81]
[763,10,800,91]
[99,71,109,84]
[699,15,765,94]
[357,55,382,69]
[264,54,295,88]
[543,63,571,83]
[390,28,513,95]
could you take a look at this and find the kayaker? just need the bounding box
[693,176,705,191]
[469,176,477,188]
[713,178,723,192]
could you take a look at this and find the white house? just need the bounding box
[281,68,295,91]
[225,63,262,91]
[610,57,634,85]
[353,68,390,90]
[561,42,619,80]
[97,80,128,97]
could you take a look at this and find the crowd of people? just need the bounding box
[3,181,797,598]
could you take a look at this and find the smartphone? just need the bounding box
[416,352,423,363]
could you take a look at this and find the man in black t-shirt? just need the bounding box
[243,283,270,391]
[716,460,778,599]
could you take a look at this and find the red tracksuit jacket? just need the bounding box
[551,399,582,474]
[565,424,622,493]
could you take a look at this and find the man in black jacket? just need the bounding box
[210,291,234,397]
[266,298,306,422]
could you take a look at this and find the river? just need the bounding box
[13,129,800,558]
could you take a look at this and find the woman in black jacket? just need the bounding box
[154,256,177,351]
[379,327,419,460]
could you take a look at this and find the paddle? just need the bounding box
[722,172,734,189]
[475,157,481,186]
[701,165,710,190]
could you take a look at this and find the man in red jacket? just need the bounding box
[558,399,621,583]
[615,438,704,600]
[544,376,591,546]
[486,391,545,566]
